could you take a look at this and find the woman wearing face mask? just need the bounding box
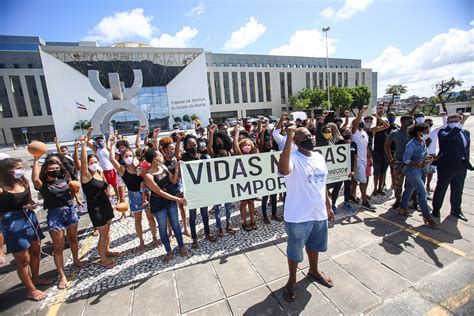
[398,123,437,227]
[175,133,217,248]
[233,125,260,231]
[0,158,49,301]
[208,125,238,236]
[79,136,119,268]
[108,136,160,251]
[32,157,85,289]
[159,136,190,238]
[143,148,188,262]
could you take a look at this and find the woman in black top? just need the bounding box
[0,158,48,301]
[143,148,187,262]
[108,135,159,251]
[32,157,86,289]
[79,135,119,268]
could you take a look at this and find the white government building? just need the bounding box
[0,36,377,145]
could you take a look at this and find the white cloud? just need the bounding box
[84,8,157,43]
[186,2,205,17]
[470,20,474,26]
[149,26,198,48]
[364,27,474,97]
[321,0,373,21]
[222,17,266,51]
[269,29,338,57]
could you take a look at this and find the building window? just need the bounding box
[257,72,264,102]
[355,72,359,86]
[10,76,28,117]
[338,72,342,87]
[28,64,34,69]
[241,72,248,103]
[280,72,286,104]
[40,76,52,115]
[362,72,366,85]
[287,72,293,98]
[228,63,233,67]
[305,72,311,89]
[214,72,222,105]
[0,64,5,69]
[236,63,241,67]
[0,76,13,118]
[13,64,21,69]
[249,72,256,102]
[312,72,317,88]
[319,72,324,88]
[232,72,239,103]
[25,76,42,116]
[263,72,271,102]
[331,72,336,86]
[344,72,348,87]
[207,72,213,105]
[223,72,231,104]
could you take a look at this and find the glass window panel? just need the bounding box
[0,76,13,117]
[264,72,271,102]
[10,76,28,117]
[25,76,42,116]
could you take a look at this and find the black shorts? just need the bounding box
[373,152,389,176]
[88,204,114,227]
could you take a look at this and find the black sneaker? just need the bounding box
[361,201,376,212]
[349,196,360,204]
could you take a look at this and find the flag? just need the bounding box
[76,102,87,110]
[88,97,95,103]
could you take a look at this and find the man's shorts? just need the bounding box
[103,169,118,186]
[373,152,389,176]
[284,219,328,263]
[356,158,368,184]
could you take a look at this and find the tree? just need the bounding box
[173,116,182,123]
[182,114,191,123]
[457,90,469,102]
[73,120,91,134]
[289,88,326,110]
[426,96,440,115]
[434,77,463,113]
[293,97,311,110]
[349,85,371,115]
[191,114,199,121]
[329,86,353,114]
[385,84,407,113]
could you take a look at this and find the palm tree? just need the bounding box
[73,120,91,134]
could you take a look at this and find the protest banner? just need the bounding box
[181,143,351,209]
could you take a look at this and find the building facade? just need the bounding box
[0,35,377,145]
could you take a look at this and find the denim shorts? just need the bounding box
[128,190,144,213]
[47,205,79,231]
[285,220,328,263]
[2,210,45,254]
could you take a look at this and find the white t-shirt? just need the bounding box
[283,151,328,223]
[352,129,369,162]
[96,147,114,171]
[272,128,298,151]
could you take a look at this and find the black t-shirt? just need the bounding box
[336,140,357,171]
[40,178,72,209]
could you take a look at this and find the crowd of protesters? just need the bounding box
[0,103,470,302]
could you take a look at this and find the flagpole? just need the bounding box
[75,102,82,135]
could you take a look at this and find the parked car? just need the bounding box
[225,117,238,126]
[268,115,279,123]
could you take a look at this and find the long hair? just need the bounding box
[46,152,76,180]
[238,138,258,154]
[39,159,66,182]
[183,134,200,152]
[213,131,233,152]
[0,158,29,188]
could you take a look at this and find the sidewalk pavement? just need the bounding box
[1,173,473,315]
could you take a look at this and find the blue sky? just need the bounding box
[1,0,473,97]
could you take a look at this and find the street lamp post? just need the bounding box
[322,27,330,111]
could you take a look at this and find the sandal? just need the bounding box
[283,284,296,303]
[99,261,116,269]
[106,251,121,257]
[251,221,258,230]
[205,235,217,242]
[164,252,174,263]
[242,223,252,232]
[180,247,188,257]
[308,270,334,288]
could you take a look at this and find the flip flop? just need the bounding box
[308,270,334,288]
[242,223,252,232]
[283,284,296,303]
[106,251,121,257]
[99,261,116,269]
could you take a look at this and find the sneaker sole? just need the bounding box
[360,205,376,212]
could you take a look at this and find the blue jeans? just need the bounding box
[214,203,232,228]
[152,202,184,253]
[189,207,210,240]
[401,167,430,217]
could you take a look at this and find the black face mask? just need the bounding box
[359,122,365,129]
[215,143,224,151]
[47,169,62,178]
[342,134,352,140]
[187,145,198,154]
[298,137,314,151]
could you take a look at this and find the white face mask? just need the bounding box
[124,157,134,165]
[365,121,373,128]
[88,163,101,172]
[12,169,24,179]
[415,117,425,123]
[448,122,459,129]
[421,134,430,141]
